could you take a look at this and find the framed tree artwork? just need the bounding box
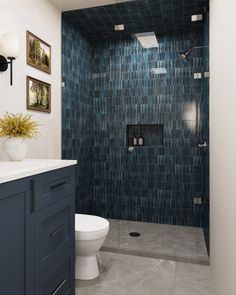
[26,31,51,74]
[26,76,51,113]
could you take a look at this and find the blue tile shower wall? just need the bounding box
[62,17,94,213]
[92,32,207,227]
[62,17,209,227]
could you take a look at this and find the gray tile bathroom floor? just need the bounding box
[75,251,214,295]
[102,219,209,265]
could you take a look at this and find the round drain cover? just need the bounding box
[129,232,141,237]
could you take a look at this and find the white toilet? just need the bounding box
[75,214,109,280]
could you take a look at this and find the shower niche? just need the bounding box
[127,124,163,147]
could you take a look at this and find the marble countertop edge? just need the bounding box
[0,159,77,184]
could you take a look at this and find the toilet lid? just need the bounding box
[75,214,109,232]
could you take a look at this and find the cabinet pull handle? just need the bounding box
[50,224,66,238]
[51,279,66,295]
[50,180,66,190]
[30,179,35,212]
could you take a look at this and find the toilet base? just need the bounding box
[75,255,99,280]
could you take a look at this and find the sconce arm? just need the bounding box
[0,55,15,85]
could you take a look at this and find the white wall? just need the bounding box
[0,0,61,159]
[210,0,236,294]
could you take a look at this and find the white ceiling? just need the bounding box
[50,0,133,11]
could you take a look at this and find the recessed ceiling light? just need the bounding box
[134,32,159,48]
[115,24,125,31]
[191,14,203,22]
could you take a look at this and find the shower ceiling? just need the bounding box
[63,0,209,41]
[51,0,133,11]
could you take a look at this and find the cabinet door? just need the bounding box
[0,179,33,295]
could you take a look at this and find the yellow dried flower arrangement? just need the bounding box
[0,112,40,139]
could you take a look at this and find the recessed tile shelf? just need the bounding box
[127,124,163,147]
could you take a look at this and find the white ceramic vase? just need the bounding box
[4,137,28,161]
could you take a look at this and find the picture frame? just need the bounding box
[26,31,51,74]
[26,76,51,113]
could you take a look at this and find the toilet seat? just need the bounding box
[75,214,109,241]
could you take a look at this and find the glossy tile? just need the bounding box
[62,12,209,229]
[62,18,94,214]
[63,0,209,41]
[91,32,208,227]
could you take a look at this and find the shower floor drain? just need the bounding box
[129,232,141,237]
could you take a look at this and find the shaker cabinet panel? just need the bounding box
[35,249,74,295]
[35,196,75,273]
[0,179,33,295]
[33,167,75,211]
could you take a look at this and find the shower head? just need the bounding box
[179,51,189,61]
[179,45,208,62]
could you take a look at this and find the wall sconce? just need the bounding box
[0,34,20,86]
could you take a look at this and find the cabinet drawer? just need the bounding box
[36,250,74,295]
[35,197,75,273]
[33,167,75,211]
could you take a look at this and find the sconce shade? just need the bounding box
[1,34,20,58]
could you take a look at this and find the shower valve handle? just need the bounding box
[198,141,207,148]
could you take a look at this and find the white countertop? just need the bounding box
[0,159,77,184]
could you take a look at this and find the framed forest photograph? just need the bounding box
[26,76,51,113]
[26,31,51,74]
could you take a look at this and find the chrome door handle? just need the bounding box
[198,141,207,148]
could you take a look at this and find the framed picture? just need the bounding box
[26,31,51,74]
[26,76,51,113]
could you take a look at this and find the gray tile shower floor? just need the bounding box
[102,219,209,265]
[75,251,214,295]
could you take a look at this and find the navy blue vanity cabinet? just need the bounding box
[33,166,75,295]
[0,178,34,295]
[0,165,76,295]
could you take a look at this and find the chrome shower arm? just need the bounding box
[186,45,208,55]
